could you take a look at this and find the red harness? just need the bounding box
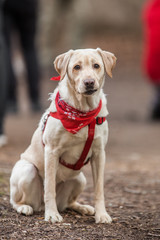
[42,85,106,170]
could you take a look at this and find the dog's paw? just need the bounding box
[80,204,95,216]
[77,204,95,216]
[95,212,112,224]
[17,205,33,215]
[45,211,63,223]
[69,202,95,216]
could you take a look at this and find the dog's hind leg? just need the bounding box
[10,160,43,215]
[56,172,95,216]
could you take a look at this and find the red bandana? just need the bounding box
[50,76,61,81]
[50,92,102,134]
[42,84,106,170]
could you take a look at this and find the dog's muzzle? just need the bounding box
[84,79,97,95]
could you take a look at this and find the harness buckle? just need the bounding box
[96,117,106,125]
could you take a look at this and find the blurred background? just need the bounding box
[0,1,160,238]
[2,0,158,146]
[3,0,149,115]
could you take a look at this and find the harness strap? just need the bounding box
[42,113,106,170]
[42,114,50,147]
[59,119,96,170]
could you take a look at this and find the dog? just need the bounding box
[10,48,116,224]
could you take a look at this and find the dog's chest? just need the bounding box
[61,127,90,161]
[55,121,108,180]
[43,116,108,181]
[58,124,107,182]
[47,118,108,157]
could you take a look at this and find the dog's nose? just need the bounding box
[84,79,95,89]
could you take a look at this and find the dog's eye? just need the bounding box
[94,63,100,69]
[74,65,81,70]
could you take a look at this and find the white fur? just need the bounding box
[10,48,116,224]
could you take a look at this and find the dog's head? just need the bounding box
[54,48,116,96]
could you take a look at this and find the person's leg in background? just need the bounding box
[151,85,160,120]
[3,12,18,113]
[16,2,41,112]
[3,0,20,113]
[3,0,41,113]
[0,0,8,146]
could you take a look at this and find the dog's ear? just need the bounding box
[97,48,117,78]
[54,50,73,80]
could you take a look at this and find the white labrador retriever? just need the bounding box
[10,48,116,224]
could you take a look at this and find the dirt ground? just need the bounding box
[0,33,160,240]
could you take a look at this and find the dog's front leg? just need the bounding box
[91,149,112,224]
[44,145,63,223]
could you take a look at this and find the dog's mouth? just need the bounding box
[84,89,97,95]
